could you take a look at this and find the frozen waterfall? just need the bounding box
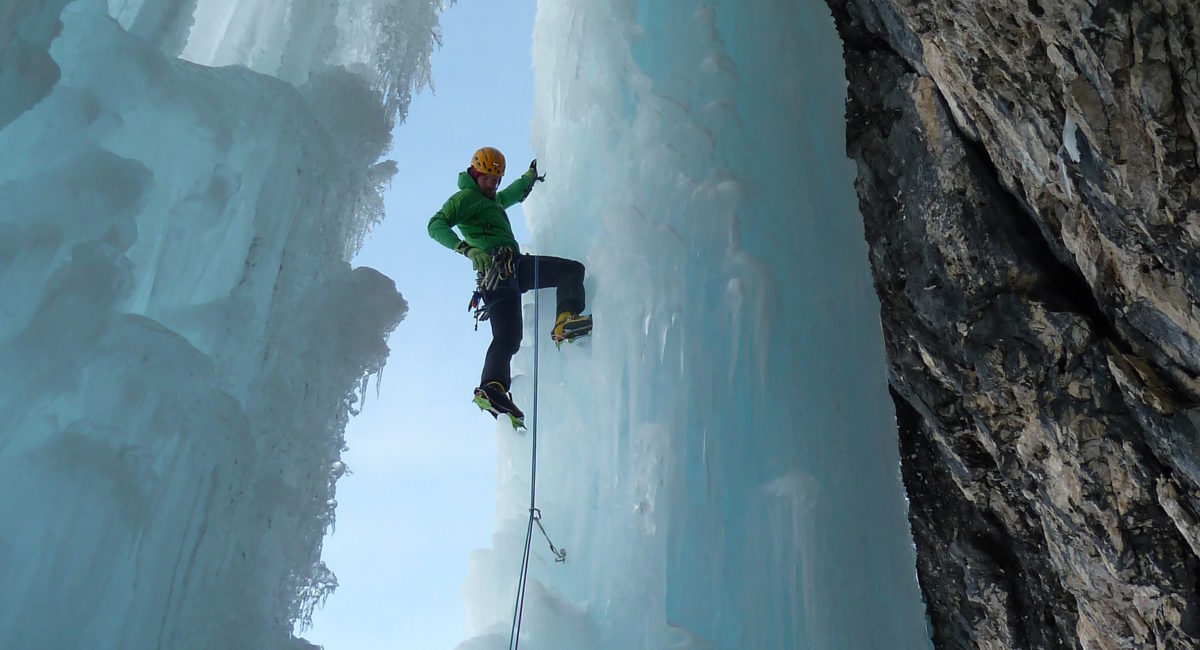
[455,2,931,649]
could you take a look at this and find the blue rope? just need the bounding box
[508,255,542,650]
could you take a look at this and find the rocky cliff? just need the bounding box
[826,1,1200,647]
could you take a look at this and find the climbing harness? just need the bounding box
[482,247,518,291]
[507,255,566,650]
[469,247,519,330]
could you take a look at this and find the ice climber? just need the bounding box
[427,146,592,428]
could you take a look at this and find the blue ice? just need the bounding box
[458,2,931,649]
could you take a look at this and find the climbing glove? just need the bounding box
[456,241,491,272]
[519,159,546,202]
[529,159,546,183]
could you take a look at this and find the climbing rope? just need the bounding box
[507,254,566,650]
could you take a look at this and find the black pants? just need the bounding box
[481,254,585,389]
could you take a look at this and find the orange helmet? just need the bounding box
[470,147,506,177]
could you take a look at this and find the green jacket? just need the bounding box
[427,170,537,254]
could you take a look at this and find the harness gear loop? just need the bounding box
[480,247,517,291]
[470,247,519,329]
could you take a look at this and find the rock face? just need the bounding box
[826,0,1200,647]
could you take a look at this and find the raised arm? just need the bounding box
[496,164,540,209]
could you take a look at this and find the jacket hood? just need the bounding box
[458,170,480,192]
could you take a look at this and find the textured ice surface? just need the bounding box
[457,2,933,649]
[0,1,430,647]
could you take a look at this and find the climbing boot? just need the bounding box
[551,311,593,345]
[473,381,525,429]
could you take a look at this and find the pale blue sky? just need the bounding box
[308,1,536,648]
